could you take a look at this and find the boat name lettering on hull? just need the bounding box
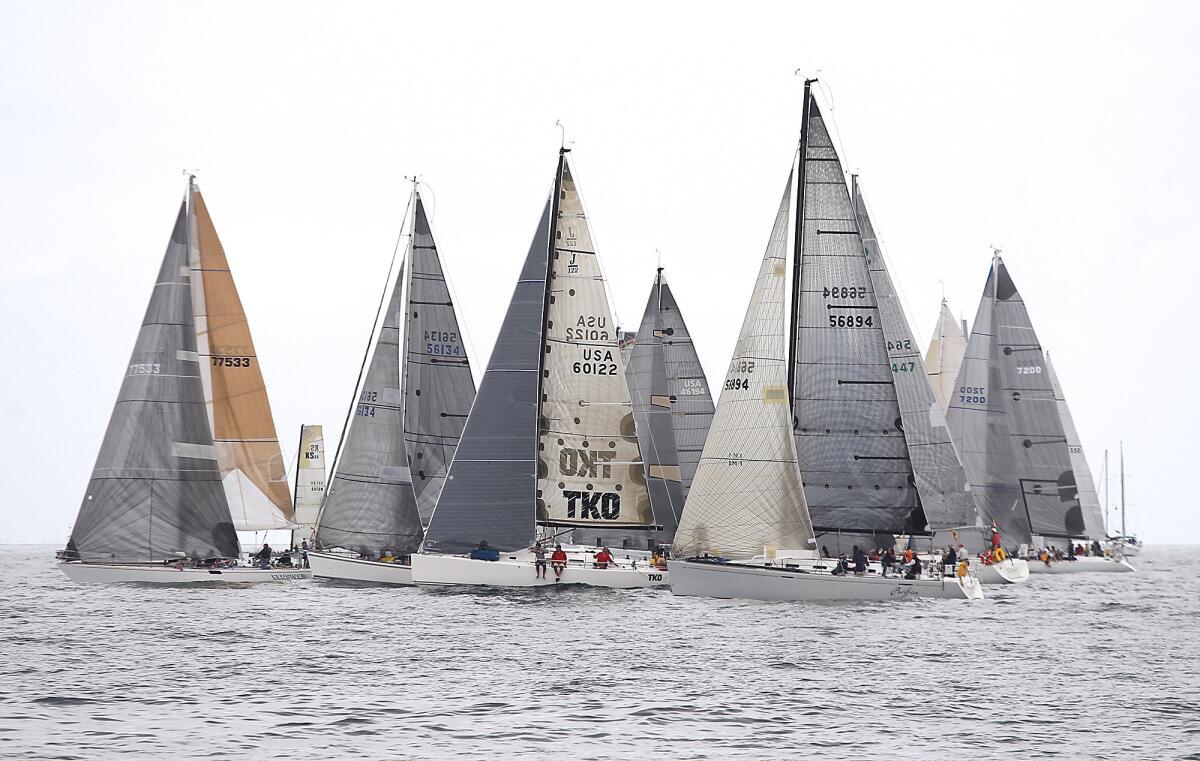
[270,573,309,581]
[563,491,620,520]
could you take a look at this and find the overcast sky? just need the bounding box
[2,1,1195,544]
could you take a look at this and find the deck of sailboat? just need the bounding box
[412,547,668,589]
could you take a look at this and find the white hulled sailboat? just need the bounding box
[60,178,309,583]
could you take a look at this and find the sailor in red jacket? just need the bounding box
[550,544,568,582]
[594,546,615,569]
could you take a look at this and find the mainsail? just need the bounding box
[675,174,814,559]
[68,200,239,563]
[1045,352,1106,540]
[789,90,927,539]
[536,158,649,531]
[290,424,326,546]
[426,151,653,554]
[946,255,1084,544]
[854,180,981,541]
[402,196,477,523]
[925,300,968,415]
[189,181,293,531]
[623,269,716,541]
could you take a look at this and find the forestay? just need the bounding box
[1045,352,1106,540]
[946,255,1083,544]
[189,182,293,531]
[68,201,239,563]
[402,195,477,524]
[675,174,815,560]
[925,301,967,415]
[536,158,650,530]
[790,95,927,537]
[317,260,424,556]
[854,180,980,538]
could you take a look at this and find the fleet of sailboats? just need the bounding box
[57,90,1137,596]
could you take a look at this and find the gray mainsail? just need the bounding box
[402,194,477,524]
[68,200,238,563]
[853,179,981,541]
[946,255,1083,545]
[317,259,424,556]
[1045,351,1106,540]
[624,269,715,542]
[423,197,554,555]
[790,90,927,540]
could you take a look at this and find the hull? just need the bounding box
[60,561,311,584]
[1027,556,1135,574]
[411,552,668,589]
[974,558,1030,584]
[307,551,413,585]
[668,559,983,601]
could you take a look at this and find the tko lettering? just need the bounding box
[563,491,621,520]
[558,447,616,478]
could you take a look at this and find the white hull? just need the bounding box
[973,558,1030,584]
[668,559,983,601]
[60,561,311,584]
[307,551,413,585]
[411,551,668,589]
[1027,556,1135,574]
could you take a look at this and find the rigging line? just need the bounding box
[856,179,929,351]
[321,189,415,527]
[565,152,625,333]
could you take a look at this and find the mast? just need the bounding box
[1120,442,1126,537]
[534,149,569,438]
[787,78,816,401]
[1104,448,1109,530]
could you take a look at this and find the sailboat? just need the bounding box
[670,82,982,601]
[412,149,669,589]
[853,181,1027,585]
[588,268,715,550]
[290,424,325,549]
[1109,443,1140,554]
[925,300,968,415]
[946,254,1132,574]
[60,178,309,583]
[307,183,477,585]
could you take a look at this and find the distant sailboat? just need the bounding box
[925,300,967,415]
[946,254,1132,573]
[670,82,982,601]
[290,424,326,548]
[60,178,308,583]
[412,149,668,589]
[593,268,714,549]
[307,183,477,585]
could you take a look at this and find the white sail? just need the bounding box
[536,158,651,529]
[925,300,967,415]
[291,424,325,546]
[674,173,815,559]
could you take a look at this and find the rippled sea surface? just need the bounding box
[2,545,1198,759]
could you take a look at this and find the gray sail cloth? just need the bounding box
[403,195,477,524]
[854,181,982,543]
[1045,352,1107,540]
[946,256,1083,545]
[790,96,927,537]
[317,260,425,556]
[422,198,554,555]
[624,271,715,543]
[68,201,238,563]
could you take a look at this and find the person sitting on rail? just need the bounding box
[530,541,548,579]
[593,546,615,569]
[550,544,568,581]
[904,554,923,580]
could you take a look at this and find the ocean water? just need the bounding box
[1,545,1197,760]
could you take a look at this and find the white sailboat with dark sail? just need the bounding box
[946,254,1132,574]
[307,184,476,585]
[588,268,715,551]
[412,149,669,589]
[60,179,309,583]
[670,84,982,600]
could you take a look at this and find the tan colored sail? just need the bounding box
[189,182,293,530]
